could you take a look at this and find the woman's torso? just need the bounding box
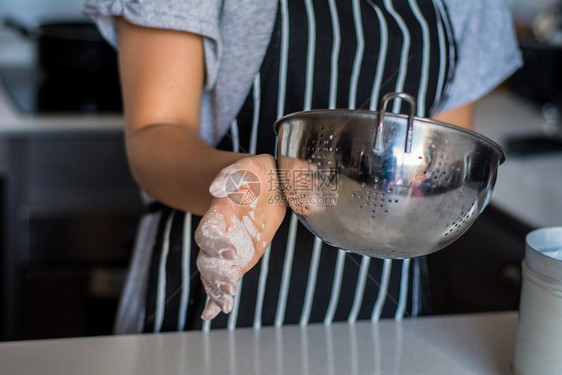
[132,0,457,333]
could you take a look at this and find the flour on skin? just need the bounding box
[196,207,257,317]
[201,301,222,320]
[243,215,260,241]
[209,165,239,198]
[201,272,234,313]
[198,158,274,318]
[196,209,232,258]
[225,214,255,267]
[196,209,255,268]
[209,159,259,200]
[197,252,239,313]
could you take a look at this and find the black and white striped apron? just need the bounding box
[140,0,456,332]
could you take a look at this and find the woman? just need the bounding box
[83,0,521,332]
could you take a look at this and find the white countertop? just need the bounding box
[0,27,124,134]
[0,83,124,134]
[0,311,518,375]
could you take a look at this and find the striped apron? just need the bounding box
[120,0,457,333]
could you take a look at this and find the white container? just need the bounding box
[512,226,562,375]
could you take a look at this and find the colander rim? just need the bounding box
[273,108,506,164]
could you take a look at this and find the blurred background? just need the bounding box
[0,0,561,341]
[1,0,87,67]
[0,0,142,341]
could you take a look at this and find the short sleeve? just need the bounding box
[82,0,223,89]
[438,0,523,111]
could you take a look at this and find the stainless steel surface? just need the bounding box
[274,93,505,258]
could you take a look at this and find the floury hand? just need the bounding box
[195,155,286,320]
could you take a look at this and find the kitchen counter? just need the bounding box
[0,79,124,134]
[0,311,518,375]
[0,27,124,134]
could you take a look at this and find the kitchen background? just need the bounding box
[0,0,141,341]
[0,0,561,341]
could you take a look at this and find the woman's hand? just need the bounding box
[195,154,287,320]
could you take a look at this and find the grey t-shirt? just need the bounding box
[83,0,522,144]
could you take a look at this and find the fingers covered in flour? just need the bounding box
[196,252,244,319]
[195,207,254,319]
[197,253,237,315]
[195,208,255,266]
[197,251,241,295]
[201,300,222,321]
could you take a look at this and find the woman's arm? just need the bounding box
[117,18,246,215]
[432,102,475,130]
[117,18,286,319]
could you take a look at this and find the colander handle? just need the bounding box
[375,92,417,153]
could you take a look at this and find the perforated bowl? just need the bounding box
[274,93,505,259]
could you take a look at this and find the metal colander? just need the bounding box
[274,93,505,259]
